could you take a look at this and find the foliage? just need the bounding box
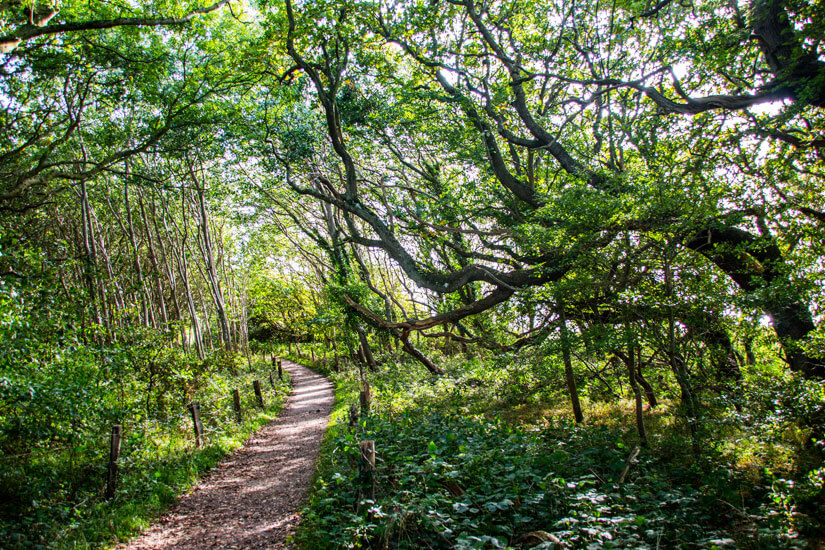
[297,358,823,549]
[0,344,290,549]
[2,0,825,547]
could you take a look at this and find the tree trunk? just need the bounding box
[627,347,647,446]
[79,178,102,329]
[665,251,698,439]
[169,192,204,359]
[685,226,824,379]
[192,185,232,349]
[560,306,584,424]
[635,361,658,408]
[357,325,378,371]
[744,337,756,365]
[124,182,155,328]
[157,194,186,346]
[138,187,169,326]
[197,283,214,351]
[398,332,443,375]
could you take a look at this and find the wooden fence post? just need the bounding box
[311,347,316,362]
[360,378,371,417]
[253,380,265,408]
[359,440,376,503]
[232,389,242,422]
[277,359,283,380]
[349,403,359,431]
[269,370,275,388]
[105,424,122,500]
[188,401,204,448]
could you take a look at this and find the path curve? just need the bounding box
[124,360,334,549]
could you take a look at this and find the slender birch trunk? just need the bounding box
[138,187,168,326]
[124,181,155,328]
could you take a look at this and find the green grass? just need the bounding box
[1,358,291,549]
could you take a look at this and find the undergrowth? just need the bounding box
[0,353,290,549]
[295,348,823,549]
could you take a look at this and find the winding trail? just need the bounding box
[124,360,334,549]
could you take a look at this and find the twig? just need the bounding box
[618,446,640,484]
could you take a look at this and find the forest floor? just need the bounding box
[121,360,334,549]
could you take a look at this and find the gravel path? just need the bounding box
[123,360,334,549]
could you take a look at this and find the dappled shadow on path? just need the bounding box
[123,360,334,550]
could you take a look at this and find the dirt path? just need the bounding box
[123,360,334,549]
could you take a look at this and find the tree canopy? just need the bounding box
[1,0,824,545]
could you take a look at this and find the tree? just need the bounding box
[258,0,823,379]
[0,0,229,53]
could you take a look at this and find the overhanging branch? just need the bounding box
[0,1,229,53]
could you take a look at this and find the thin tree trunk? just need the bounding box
[157,193,187,347]
[124,180,155,328]
[169,191,204,359]
[85,198,121,336]
[627,346,647,446]
[560,304,584,423]
[196,283,214,351]
[665,250,698,439]
[79,178,103,330]
[138,187,169,326]
[635,361,658,408]
[221,230,242,351]
[744,337,756,365]
[357,325,378,371]
[189,178,231,348]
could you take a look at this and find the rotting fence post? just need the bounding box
[359,439,376,508]
[349,403,359,431]
[188,401,204,448]
[105,423,122,500]
[360,377,371,417]
[253,379,265,408]
[232,388,242,423]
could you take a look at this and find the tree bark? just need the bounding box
[635,361,658,408]
[357,325,378,371]
[192,185,232,349]
[627,347,647,446]
[124,181,155,328]
[684,226,823,379]
[169,192,204,359]
[398,332,444,375]
[560,305,584,423]
[79,179,101,329]
[665,252,698,439]
[138,187,169,326]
